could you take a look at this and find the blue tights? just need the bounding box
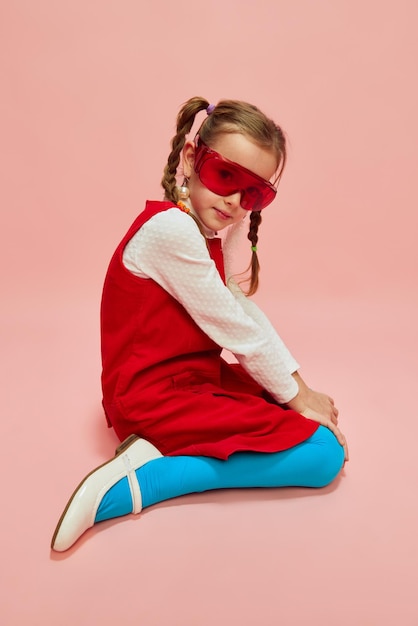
[95,426,344,523]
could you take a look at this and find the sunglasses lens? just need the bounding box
[195,142,277,211]
[241,186,266,212]
[242,186,276,211]
[199,161,237,194]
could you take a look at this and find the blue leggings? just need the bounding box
[95,426,344,523]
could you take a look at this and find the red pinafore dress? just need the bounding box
[100,201,318,459]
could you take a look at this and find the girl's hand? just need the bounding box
[298,406,349,463]
[292,372,339,424]
[301,389,339,425]
[287,372,349,462]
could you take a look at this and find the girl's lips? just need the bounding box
[213,208,231,220]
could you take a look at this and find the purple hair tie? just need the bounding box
[206,104,215,115]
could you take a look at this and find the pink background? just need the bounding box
[1,1,417,624]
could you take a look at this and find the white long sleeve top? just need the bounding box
[122,207,300,404]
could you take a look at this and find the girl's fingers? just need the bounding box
[327,421,349,462]
[328,404,339,425]
[302,408,348,462]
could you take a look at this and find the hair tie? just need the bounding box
[206,104,215,115]
[251,245,258,252]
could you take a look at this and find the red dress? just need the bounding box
[100,201,318,459]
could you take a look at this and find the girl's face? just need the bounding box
[182,132,278,232]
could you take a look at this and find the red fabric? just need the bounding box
[100,201,318,459]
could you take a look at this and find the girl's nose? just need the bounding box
[223,191,242,208]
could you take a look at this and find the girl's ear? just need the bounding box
[182,141,195,178]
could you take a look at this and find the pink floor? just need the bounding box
[2,1,418,624]
[2,290,418,625]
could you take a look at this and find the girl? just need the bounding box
[51,97,348,552]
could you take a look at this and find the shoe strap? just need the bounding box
[122,453,142,514]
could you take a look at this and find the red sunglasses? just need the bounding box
[193,138,277,212]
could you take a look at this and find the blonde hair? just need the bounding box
[161,97,287,295]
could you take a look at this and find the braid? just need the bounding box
[161,96,209,203]
[246,211,262,295]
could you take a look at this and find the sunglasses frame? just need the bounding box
[193,137,278,211]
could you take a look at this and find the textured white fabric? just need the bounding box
[122,208,299,403]
[226,277,300,374]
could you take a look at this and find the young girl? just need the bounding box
[51,97,348,552]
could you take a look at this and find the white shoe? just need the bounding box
[51,435,162,552]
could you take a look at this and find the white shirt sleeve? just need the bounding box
[226,277,300,374]
[123,208,299,403]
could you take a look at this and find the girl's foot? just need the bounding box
[51,435,162,552]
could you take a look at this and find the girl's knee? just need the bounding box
[310,426,345,488]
